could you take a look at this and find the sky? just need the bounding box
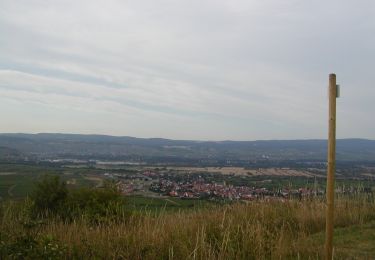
[0,0,374,141]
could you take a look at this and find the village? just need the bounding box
[148,179,316,200]
[104,169,328,201]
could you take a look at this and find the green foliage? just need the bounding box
[0,201,66,259]
[28,174,128,223]
[0,233,67,259]
[30,175,68,215]
[64,187,127,223]
[1,197,375,259]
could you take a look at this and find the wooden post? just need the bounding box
[325,73,337,260]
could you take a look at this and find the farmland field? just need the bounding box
[0,173,39,199]
[164,166,316,177]
[126,195,216,212]
[0,163,98,200]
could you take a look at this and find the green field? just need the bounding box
[0,163,98,200]
[0,173,38,199]
[301,221,375,258]
[126,195,216,212]
[0,172,216,212]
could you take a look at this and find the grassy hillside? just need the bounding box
[1,196,374,259]
[305,221,375,259]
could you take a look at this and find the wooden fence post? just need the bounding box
[325,73,338,260]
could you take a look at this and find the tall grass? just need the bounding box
[1,196,375,259]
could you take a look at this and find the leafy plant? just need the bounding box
[30,175,67,216]
[64,187,127,223]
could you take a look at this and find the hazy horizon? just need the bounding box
[1,131,374,142]
[1,0,374,140]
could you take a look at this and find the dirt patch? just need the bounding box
[84,176,104,187]
[66,178,77,185]
[0,172,16,176]
[165,167,314,177]
[164,198,180,206]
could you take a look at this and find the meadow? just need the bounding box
[1,164,375,259]
[1,194,375,259]
[126,195,216,212]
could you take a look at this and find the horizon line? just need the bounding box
[0,132,373,143]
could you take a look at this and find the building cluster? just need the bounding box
[105,170,372,201]
[149,179,323,200]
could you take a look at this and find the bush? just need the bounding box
[30,175,68,216]
[29,175,128,222]
[64,187,126,223]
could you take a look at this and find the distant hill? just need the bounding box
[0,133,374,162]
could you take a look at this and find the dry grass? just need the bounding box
[164,166,314,177]
[1,197,375,259]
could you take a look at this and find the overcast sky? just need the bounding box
[0,0,374,140]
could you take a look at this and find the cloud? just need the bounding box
[0,0,374,140]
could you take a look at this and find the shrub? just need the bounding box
[30,175,68,216]
[64,187,127,223]
[30,175,128,222]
